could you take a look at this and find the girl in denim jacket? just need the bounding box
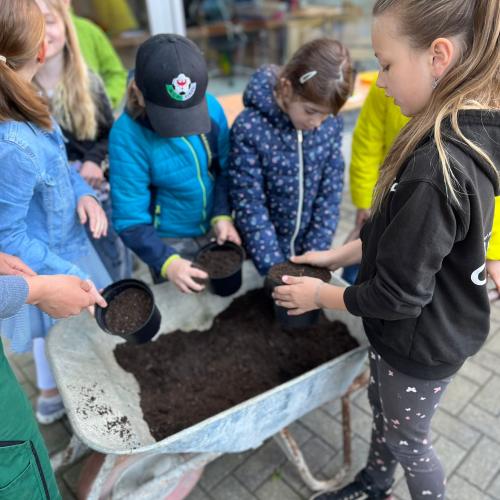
[0,0,111,425]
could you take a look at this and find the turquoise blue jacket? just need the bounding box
[109,94,231,273]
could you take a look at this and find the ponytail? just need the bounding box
[0,0,52,130]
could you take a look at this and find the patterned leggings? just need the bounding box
[364,349,452,499]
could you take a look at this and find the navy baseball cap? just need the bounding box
[135,34,210,138]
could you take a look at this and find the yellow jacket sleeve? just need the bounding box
[350,80,410,209]
[487,197,500,260]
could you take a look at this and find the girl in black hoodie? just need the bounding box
[273,0,500,498]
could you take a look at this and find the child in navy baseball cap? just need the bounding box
[109,34,241,292]
[134,34,211,137]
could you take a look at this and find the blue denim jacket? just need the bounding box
[0,120,94,278]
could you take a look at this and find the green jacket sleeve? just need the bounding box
[73,15,127,109]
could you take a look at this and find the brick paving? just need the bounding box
[5,123,500,499]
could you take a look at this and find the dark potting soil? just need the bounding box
[105,288,153,335]
[195,247,241,278]
[268,261,331,286]
[114,289,358,441]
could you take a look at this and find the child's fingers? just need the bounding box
[216,226,227,245]
[77,203,88,225]
[275,299,296,309]
[93,216,104,239]
[177,281,193,294]
[229,230,242,245]
[281,275,302,285]
[287,308,305,316]
[101,216,108,237]
[186,277,205,293]
[190,267,208,280]
[290,254,310,264]
[272,285,291,300]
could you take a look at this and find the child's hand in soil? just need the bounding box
[273,276,323,315]
[0,252,36,277]
[213,219,242,246]
[77,195,108,239]
[166,258,208,294]
[80,161,104,189]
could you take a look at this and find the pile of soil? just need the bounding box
[195,246,241,278]
[105,288,153,335]
[115,290,358,441]
[267,261,331,286]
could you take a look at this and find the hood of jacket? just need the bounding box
[242,64,295,130]
[445,109,500,195]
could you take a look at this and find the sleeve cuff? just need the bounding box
[160,254,181,278]
[211,215,233,226]
[343,285,363,317]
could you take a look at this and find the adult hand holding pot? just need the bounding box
[165,257,208,294]
[25,275,107,318]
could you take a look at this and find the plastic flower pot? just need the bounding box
[194,241,245,297]
[95,279,161,344]
[266,262,331,330]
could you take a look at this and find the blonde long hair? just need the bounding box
[0,0,51,129]
[40,0,97,140]
[372,0,500,212]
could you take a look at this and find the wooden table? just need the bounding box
[218,72,376,126]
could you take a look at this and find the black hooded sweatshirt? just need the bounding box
[344,110,500,379]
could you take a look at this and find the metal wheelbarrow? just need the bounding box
[47,263,369,498]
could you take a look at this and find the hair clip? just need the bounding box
[299,70,317,84]
[0,55,6,64]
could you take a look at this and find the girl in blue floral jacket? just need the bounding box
[229,38,354,275]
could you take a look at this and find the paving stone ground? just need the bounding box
[5,118,500,499]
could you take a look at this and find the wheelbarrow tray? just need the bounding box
[47,263,368,456]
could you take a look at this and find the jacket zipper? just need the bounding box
[0,441,50,499]
[289,130,304,256]
[154,204,161,229]
[181,137,207,232]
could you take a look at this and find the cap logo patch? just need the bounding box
[166,73,196,101]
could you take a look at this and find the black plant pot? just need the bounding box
[273,303,321,329]
[194,241,245,297]
[264,275,321,329]
[95,279,161,344]
[265,258,333,330]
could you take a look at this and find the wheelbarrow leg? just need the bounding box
[276,427,346,491]
[50,434,89,472]
[275,369,371,492]
[341,369,370,470]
